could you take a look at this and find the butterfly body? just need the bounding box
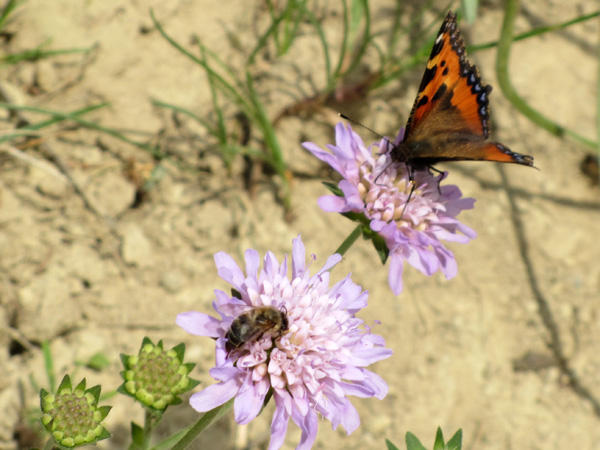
[392,11,534,170]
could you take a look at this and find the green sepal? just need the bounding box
[73,378,87,394]
[183,373,201,392]
[119,353,131,369]
[97,405,112,422]
[56,374,73,394]
[86,385,101,404]
[341,211,370,227]
[96,426,112,443]
[322,181,343,196]
[116,383,129,396]
[171,343,186,362]
[369,231,389,264]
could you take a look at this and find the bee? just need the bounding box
[225,306,289,354]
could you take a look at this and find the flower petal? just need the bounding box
[291,235,306,279]
[176,311,222,337]
[215,251,245,288]
[317,195,347,213]
[234,375,266,424]
[292,407,318,450]
[269,392,291,450]
[388,253,404,295]
[189,377,241,412]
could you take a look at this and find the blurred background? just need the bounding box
[0,0,598,449]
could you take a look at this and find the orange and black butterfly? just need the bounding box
[390,11,534,173]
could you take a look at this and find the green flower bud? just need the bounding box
[118,338,200,413]
[40,375,111,447]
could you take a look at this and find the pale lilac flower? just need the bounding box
[176,236,391,450]
[302,122,476,295]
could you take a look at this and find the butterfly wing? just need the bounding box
[398,11,533,167]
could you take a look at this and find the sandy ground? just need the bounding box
[1,1,599,449]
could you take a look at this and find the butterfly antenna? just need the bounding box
[339,113,389,142]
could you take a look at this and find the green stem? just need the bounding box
[171,399,234,450]
[597,15,600,185]
[334,225,362,256]
[471,10,600,51]
[42,439,56,450]
[496,0,596,149]
[141,409,154,450]
[41,340,56,392]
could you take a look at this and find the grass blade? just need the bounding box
[495,0,596,149]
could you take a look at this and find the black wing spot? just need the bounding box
[439,89,455,111]
[416,95,429,108]
[418,65,438,93]
[430,39,444,58]
[442,67,449,76]
[432,83,447,101]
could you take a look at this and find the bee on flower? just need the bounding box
[177,235,391,449]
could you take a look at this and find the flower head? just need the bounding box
[303,122,476,294]
[177,236,391,450]
[40,375,111,448]
[118,338,199,413]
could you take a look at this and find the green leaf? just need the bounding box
[0,0,23,33]
[433,427,445,450]
[130,422,145,447]
[405,431,428,450]
[85,352,110,371]
[446,429,463,450]
[385,438,401,450]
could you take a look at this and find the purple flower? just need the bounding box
[302,123,476,295]
[176,236,391,450]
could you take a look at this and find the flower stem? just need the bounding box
[171,399,234,450]
[334,225,362,256]
[42,439,55,450]
[141,409,154,449]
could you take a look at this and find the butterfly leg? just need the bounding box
[399,162,416,220]
[427,165,445,196]
[374,139,394,185]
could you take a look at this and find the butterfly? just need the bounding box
[390,11,534,177]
